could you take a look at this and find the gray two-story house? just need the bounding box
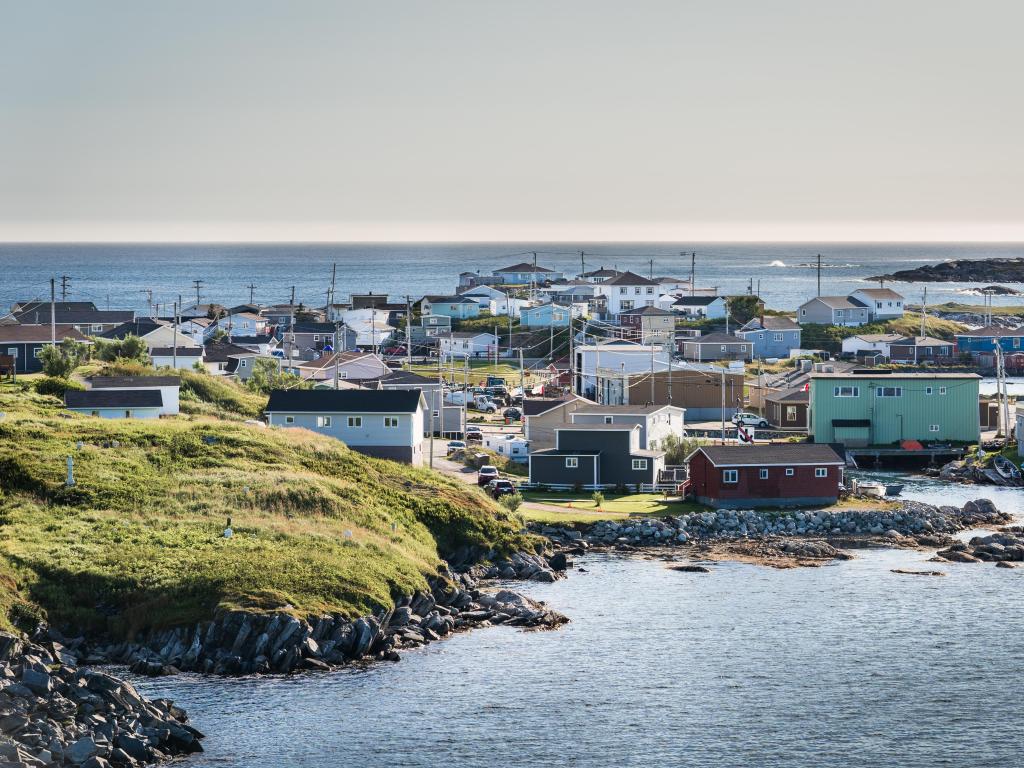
[798,297,870,326]
[737,316,802,359]
[567,404,685,451]
[528,424,664,489]
[265,389,426,464]
[372,370,463,438]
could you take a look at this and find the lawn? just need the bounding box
[521,492,704,523]
[402,360,544,388]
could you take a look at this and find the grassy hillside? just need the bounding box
[0,383,529,638]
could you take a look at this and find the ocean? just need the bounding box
[3,242,1023,314]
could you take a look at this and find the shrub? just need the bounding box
[500,492,523,514]
[33,377,84,398]
[38,338,88,378]
[93,335,148,363]
[591,491,605,508]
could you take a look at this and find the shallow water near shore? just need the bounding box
[135,481,1024,768]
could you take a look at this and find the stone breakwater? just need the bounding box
[0,631,202,767]
[534,499,1011,563]
[88,553,567,678]
[937,527,1024,566]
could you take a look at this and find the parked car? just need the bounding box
[465,424,483,434]
[466,431,483,443]
[502,407,522,421]
[446,440,467,455]
[732,412,769,428]
[477,465,499,486]
[486,376,507,387]
[473,396,497,413]
[487,478,517,499]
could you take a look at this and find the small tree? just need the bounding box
[246,357,308,394]
[500,492,523,514]
[661,433,705,465]
[39,338,87,378]
[93,334,148,363]
[591,490,605,509]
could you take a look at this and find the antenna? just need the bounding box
[192,279,204,308]
[246,283,257,304]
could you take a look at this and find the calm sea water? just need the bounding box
[134,478,1024,768]
[3,242,1024,314]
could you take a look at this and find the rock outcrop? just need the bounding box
[0,630,202,766]
[936,527,1024,565]
[868,257,1024,283]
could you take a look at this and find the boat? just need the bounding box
[992,455,1021,481]
[852,479,886,498]
[884,483,904,497]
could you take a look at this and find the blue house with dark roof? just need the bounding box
[955,325,1024,357]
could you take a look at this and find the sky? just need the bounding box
[1,0,1022,242]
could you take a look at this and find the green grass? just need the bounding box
[521,492,694,523]
[928,302,1024,317]
[176,368,267,418]
[0,382,530,637]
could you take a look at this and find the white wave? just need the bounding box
[768,260,786,267]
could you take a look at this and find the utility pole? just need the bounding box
[531,252,538,304]
[519,347,525,405]
[463,354,469,439]
[246,283,257,304]
[405,295,413,369]
[50,278,56,345]
[568,316,575,395]
[719,366,727,445]
[690,252,696,295]
[549,321,554,360]
[173,299,179,370]
[494,324,499,368]
[286,286,295,370]
[649,342,655,404]
[192,279,204,308]
[816,254,822,297]
[60,275,71,302]
[330,262,337,308]
[140,289,153,319]
[920,287,928,338]
[649,258,654,280]
[580,250,586,277]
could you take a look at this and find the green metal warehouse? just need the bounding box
[809,372,980,447]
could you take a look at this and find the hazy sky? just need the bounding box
[2,1,1022,242]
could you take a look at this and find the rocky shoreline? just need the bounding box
[533,499,1012,568]
[936,526,1024,566]
[867,257,1024,283]
[0,631,203,767]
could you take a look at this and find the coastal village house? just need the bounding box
[618,306,676,344]
[492,262,564,285]
[764,387,809,430]
[437,331,498,359]
[955,326,1024,359]
[291,351,391,383]
[798,296,870,326]
[418,295,480,320]
[265,389,427,464]
[0,325,91,374]
[840,333,906,359]
[679,333,751,363]
[671,295,728,320]
[150,346,204,370]
[372,370,463,438]
[595,272,660,317]
[574,341,670,400]
[528,424,664,489]
[523,395,590,450]
[686,444,844,509]
[595,363,744,421]
[848,288,905,321]
[520,304,574,328]
[808,371,980,447]
[65,389,163,420]
[87,375,181,416]
[11,301,134,335]
[887,336,956,364]
[568,403,685,451]
[737,316,802,359]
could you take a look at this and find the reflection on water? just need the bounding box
[135,479,1024,768]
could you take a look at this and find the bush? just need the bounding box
[33,377,84,398]
[661,433,705,465]
[92,335,148,363]
[500,492,523,514]
[591,491,605,508]
[38,338,88,378]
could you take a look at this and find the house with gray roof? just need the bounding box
[528,423,664,489]
[798,296,870,326]
[65,389,163,420]
[737,316,802,359]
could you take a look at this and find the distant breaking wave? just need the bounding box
[768,260,786,267]
[792,262,861,269]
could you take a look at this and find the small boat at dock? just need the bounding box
[992,455,1021,481]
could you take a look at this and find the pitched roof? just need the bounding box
[495,262,555,273]
[847,333,904,343]
[853,288,905,300]
[291,322,337,333]
[13,308,134,325]
[421,295,477,304]
[522,396,583,417]
[580,267,622,278]
[13,300,96,313]
[672,295,721,306]
[694,444,844,467]
[65,389,163,409]
[150,346,203,356]
[296,351,379,371]
[203,341,259,363]
[0,325,91,343]
[100,319,167,339]
[602,271,659,287]
[89,376,180,388]
[619,305,674,316]
[803,296,862,310]
[378,370,438,386]
[765,387,809,403]
[891,336,954,347]
[554,423,639,431]
[740,316,800,331]
[265,388,423,413]
[572,403,680,416]
[686,333,746,345]
[956,325,1024,338]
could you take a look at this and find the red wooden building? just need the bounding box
[686,444,845,509]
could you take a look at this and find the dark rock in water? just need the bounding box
[891,569,945,577]
[546,552,568,571]
[867,257,1024,283]
[996,561,1017,569]
[670,564,711,573]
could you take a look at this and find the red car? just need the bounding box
[477,465,499,486]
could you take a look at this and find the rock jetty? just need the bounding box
[936,527,1024,565]
[868,257,1024,283]
[535,499,1010,565]
[88,556,567,678]
[0,630,202,766]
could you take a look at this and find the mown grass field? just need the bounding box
[0,381,529,637]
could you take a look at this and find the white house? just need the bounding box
[595,272,660,316]
[177,317,216,345]
[488,296,532,318]
[574,340,670,400]
[437,331,499,359]
[64,389,163,420]
[568,403,685,451]
[671,295,728,319]
[88,375,181,416]
[492,262,564,285]
[292,351,391,382]
[840,333,906,358]
[265,388,426,464]
[849,288,905,321]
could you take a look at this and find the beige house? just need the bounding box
[522,395,591,450]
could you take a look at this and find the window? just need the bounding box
[801,309,807,316]
[632,459,648,470]
[565,457,578,468]
[836,309,844,317]
[619,287,627,295]
[786,406,797,422]
[432,410,440,419]
[834,386,859,397]
[634,287,641,295]
[240,359,248,368]
[91,324,103,332]
[125,410,132,418]
[939,386,947,395]
[773,332,784,342]
[384,416,399,428]
[5,348,16,358]
[929,424,940,432]
[876,301,882,309]
[347,416,362,427]
[313,335,320,342]
[875,386,903,398]
[785,468,794,476]
[720,345,728,352]
[604,416,613,424]
[646,287,654,295]
[722,469,738,483]
[317,416,332,428]
[285,416,295,424]
[815,468,828,478]
[32,347,42,358]
[759,468,769,480]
